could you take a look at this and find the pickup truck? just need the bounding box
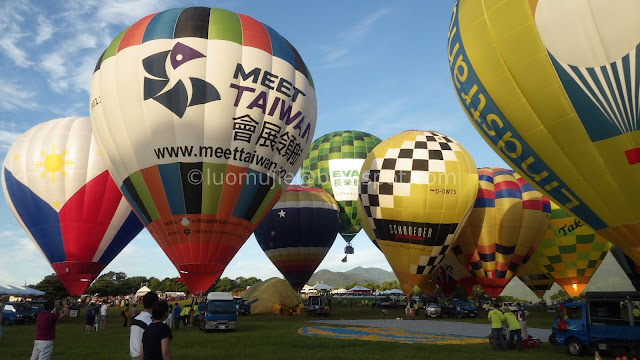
[549,291,640,356]
[452,299,478,318]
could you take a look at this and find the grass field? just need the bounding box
[0,301,576,360]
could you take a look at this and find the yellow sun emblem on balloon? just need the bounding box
[34,145,72,184]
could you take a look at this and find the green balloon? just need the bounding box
[301,130,382,249]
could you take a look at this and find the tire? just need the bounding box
[548,335,556,346]
[2,318,10,325]
[567,338,584,356]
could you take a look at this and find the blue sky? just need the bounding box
[0,0,513,287]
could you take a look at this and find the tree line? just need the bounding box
[28,272,262,299]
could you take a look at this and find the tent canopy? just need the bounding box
[312,283,333,290]
[0,285,45,296]
[381,289,403,295]
[348,286,371,292]
[135,286,151,297]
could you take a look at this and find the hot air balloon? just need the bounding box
[89,8,317,293]
[451,168,551,298]
[357,199,380,250]
[358,130,478,295]
[439,253,477,297]
[302,131,381,256]
[435,265,457,297]
[449,0,640,262]
[1,117,143,295]
[530,201,611,297]
[254,186,339,291]
[517,260,554,299]
[610,246,640,291]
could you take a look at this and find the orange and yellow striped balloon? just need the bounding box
[452,168,551,298]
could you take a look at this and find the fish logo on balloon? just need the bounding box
[143,42,221,118]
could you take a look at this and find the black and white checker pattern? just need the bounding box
[360,131,460,219]
[359,131,464,275]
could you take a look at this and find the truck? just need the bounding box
[199,292,237,331]
[452,299,478,318]
[549,291,640,356]
[305,295,331,317]
[1,302,35,325]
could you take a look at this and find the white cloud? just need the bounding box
[0,1,33,67]
[0,79,37,111]
[316,8,390,69]
[35,15,55,45]
[0,228,51,285]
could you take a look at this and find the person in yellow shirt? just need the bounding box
[504,310,524,351]
[180,304,191,326]
[488,304,505,351]
[633,305,640,320]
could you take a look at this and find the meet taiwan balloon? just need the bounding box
[302,131,381,256]
[254,186,339,291]
[90,8,317,293]
[358,130,478,295]
[451,168,551,298]
[517,260,554,299]
[1,117,143,295]
[610,246,640,291]
[530,201,611,297]
[449,0,640,262]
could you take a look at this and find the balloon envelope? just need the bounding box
[449,0,640,262]
[2,117,143,295]
[90,8,317,293]
[359,130,478,295]
[452,168,551,298]
[517,260,554,299]
[531,201,611,297]
[254,186,339,291]
[439,253,477,297]
[302,130,381,252]
[610,245,640,291]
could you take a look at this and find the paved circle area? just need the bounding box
[311,319,551,342]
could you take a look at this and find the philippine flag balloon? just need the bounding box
[90,8,317,293]
[449,0,640,263]
[1,117,143,295]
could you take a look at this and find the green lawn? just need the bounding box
[0,302,574,360]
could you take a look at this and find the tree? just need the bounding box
[550,288,570,304]
[380,280,400,291]
[362,282,379,292]
[30,274,69,299]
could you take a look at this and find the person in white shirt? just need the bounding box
[129,292,159,360]
[100,302,108,330]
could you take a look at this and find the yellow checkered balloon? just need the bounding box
[358,130,478,295]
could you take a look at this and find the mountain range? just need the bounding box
[308,266,397,288]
